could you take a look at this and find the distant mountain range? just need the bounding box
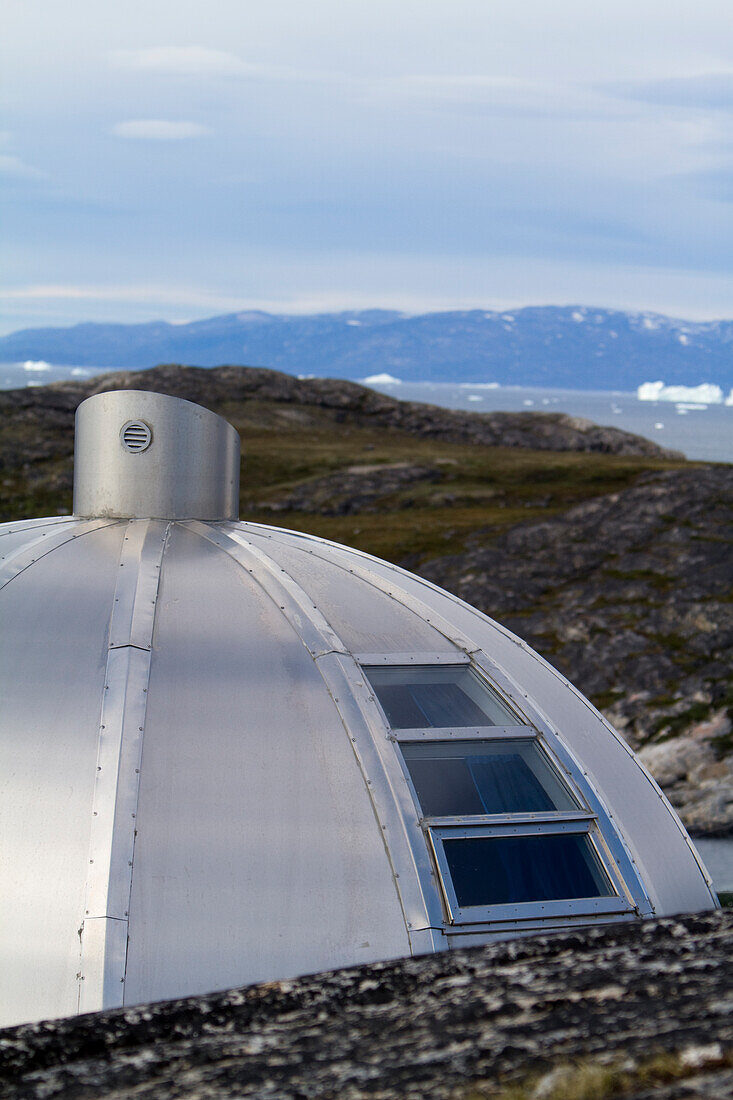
[2,306,732,390]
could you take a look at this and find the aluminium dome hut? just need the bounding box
[0,390,717,1029]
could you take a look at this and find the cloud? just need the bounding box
[602,72,733,110]
[2,283,248,310]
[111,46,332,84]
[0,153,46,178]
[113,46,249,76]
[111,119,210,140]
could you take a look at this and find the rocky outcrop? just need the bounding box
[420,465,733,835]
[1,911,731,1099]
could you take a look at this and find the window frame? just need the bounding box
[427,820,631,924]
[361,659,641,928]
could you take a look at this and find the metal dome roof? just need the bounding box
[0,391,716,1028]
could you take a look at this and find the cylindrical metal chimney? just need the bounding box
[73,390,241,520]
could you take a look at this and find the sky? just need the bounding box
[3,0,733,333]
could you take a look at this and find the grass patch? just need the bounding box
[602,568,673,592]
[459,1048,731,1100]
[590,689,624,711]
[649,700,713,740]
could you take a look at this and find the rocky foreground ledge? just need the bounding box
[2,911,731,1100]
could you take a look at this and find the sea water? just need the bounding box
[364,380,733,464]
[693,839,733,894]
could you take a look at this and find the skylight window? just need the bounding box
[362,662,632,927]
[365,664,520,729]
[400,739,578,816]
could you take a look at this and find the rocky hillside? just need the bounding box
[420,466,733,836]
[1,363,730,835]
[0,361,682,456]
[1,911,731,1099]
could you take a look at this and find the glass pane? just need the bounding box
[401,740,578,815]
[443,833,614,907]
[364,665,520,728]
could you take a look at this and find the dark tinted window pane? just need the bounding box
[467,755,554,814]
[401,741,576,816]
[406,758,487,816]
[373,684,428,729]
[444,834,613,906]
[374,682,488,729]
[364,666,521,728]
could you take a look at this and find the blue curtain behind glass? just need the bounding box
[467,755,555,813]
[375,682,488,728]
[444,834,610,906]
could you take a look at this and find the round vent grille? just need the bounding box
[120,420,152,453]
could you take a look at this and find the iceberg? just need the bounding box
[23,360,52,372]
[363,373,402,384]
[637,381,724,405]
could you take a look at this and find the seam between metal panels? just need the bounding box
[240,526,654,921]
[78,518,170,1015]
[185,521,445,953]
[0,515,78,537]
[238,525,479,654]
[0,519,122,591]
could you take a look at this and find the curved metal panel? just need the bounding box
[0,516,79,556]
[191,522,445,946]
[0,523,126,1027]
[0,519,119,591]
[73,391,240,520]
[124,524,409,1007]
[239,527,461,655]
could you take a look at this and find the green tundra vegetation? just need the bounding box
[233,418,687,567]
[1,392,687,567]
